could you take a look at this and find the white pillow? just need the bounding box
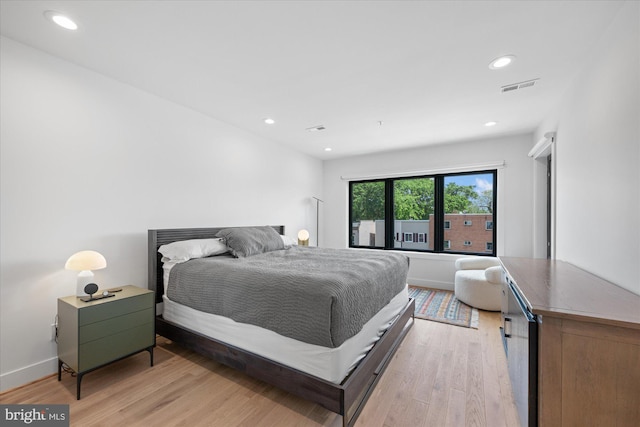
[280,234,297,248]
[158,238,228,262]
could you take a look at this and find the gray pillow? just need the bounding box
[216,226,284,258]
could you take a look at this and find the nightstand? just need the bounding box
[57,285,155,399]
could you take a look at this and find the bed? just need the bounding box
[148,226,415,427]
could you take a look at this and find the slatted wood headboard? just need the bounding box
[148,226,285,303]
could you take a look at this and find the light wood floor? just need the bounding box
[1,311,519,426]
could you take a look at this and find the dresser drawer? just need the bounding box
[78,293,153,325]
[78,323,154,371]
[79,308,153,343]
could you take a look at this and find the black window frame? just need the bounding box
[348,170,497,256]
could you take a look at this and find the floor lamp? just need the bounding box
[313,196,323,246]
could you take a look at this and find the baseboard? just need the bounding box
[0,357,57,393]
[408,277,454,291]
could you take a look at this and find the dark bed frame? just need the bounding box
[148,226,415,427]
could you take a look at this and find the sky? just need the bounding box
[445,173,493,194]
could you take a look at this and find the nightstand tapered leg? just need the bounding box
[76,373,83,400]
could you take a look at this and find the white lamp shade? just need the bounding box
[65,250,107,271]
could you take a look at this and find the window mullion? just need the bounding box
[433,176,444,252]
[385,179,394,249]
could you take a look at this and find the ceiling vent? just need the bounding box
[501,78,539,93]
[306,125,326,132]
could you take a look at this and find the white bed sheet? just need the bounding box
[162,284,409,384]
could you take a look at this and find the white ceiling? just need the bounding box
[0,1,625,159]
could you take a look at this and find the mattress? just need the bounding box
[162,285,409,384]
[166,246,409,348]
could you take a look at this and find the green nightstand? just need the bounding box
[57,285,155,399]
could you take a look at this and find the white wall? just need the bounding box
[0,37,322,391]
[322,133,534,289]
[535,0,639,295]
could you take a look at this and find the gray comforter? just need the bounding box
[166,246,409,348]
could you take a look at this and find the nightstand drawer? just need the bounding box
[79,308,153,343]
[78,293,153,325]
[78,323,154,371]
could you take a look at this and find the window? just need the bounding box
[393,177,433,249]
[350,181,385,247]
[443,172,495,254]
[349,170,496,255]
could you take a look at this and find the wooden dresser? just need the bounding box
[500,257,640,427]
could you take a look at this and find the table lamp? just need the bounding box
[297,229,310,246]
[65,250,107,296]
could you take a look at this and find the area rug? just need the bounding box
[408,286,479,329]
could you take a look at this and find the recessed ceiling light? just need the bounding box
[484,121,498,127]
[263,118,275,125]
[44,10,78,30]
[324,147,332,152]
[489,55,516,70]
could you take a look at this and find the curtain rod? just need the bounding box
[340,160,505,181]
